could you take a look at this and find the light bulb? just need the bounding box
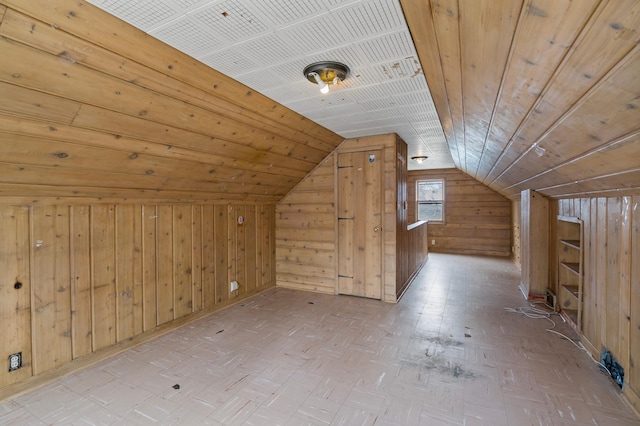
[310,72,329,94]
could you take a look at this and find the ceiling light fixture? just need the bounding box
[411,156,429,164]
[304,61,349,94]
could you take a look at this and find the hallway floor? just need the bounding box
[1,254,638,425]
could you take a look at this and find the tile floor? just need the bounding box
[1,254,638,425]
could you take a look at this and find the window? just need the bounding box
[416,179,444,222]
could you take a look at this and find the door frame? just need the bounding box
[334,145,385,299]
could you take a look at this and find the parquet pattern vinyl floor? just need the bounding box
[1,254,638,425]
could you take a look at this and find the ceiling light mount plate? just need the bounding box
[304,61,349,92]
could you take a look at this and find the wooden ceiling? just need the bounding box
[0,0,343,204]
[0,0,638,204]
[401,0,640,199]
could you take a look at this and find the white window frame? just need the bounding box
[416,179,445,223]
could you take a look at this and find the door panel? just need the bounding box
[337,150,382,299]
[337,219,353,278]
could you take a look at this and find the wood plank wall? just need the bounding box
[0,203,275,398]
[398,222,428,299]
[275,154,336,294]
[553,196,640,413]
[512,200,521,268]
[0,1,342,204]
[396,140,427,297]
[407,168,511,256]
[341,135,401,303]
[277,134,425,303]
[520,190,550,298]
[401,0,640,199]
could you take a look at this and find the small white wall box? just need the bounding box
[9,352,22,371]
[230,281,239,291]
[546,289,557,309]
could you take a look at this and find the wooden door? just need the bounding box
[337,150,383,299]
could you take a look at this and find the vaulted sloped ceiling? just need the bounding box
[0,0,638,204]
[0,0,344,204]
[84,0,455,169]
[402,0,640,199]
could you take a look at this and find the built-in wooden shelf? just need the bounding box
[561,262,580,275]
[560,239,581,250]
[557,215,583,332]
[563,309,578,326]
[562,284,579,301]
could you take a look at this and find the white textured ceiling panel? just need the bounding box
[380,59,422,81]
[382,75,428,94]
[336,0,405,39]
[325,0,361,7]
[245,0,326,26]
[236,69,289,92]
[150,17,222,57]
[90,0,179,30]
[356,31,414,64]
[336,85,389,103]
[325,103,369,116]
[192,1,270,42]
[283,14,355,52]
[235,33,299,65]
[200,49,258,76]
[87,0,454,169]
[171,0,209,9]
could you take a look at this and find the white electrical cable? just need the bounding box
[504,302,613,378]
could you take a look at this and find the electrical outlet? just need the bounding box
[8,352,22,372]
[230,281,239,292]
[546,289,557,309]
[431,239,435,245]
